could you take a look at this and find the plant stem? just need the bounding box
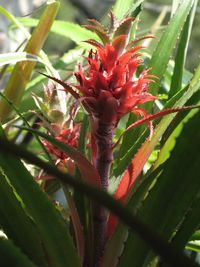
[93,121,115,266]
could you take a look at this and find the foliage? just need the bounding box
[0,0,200,267]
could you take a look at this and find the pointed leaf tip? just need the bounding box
[114,17,135,39]
[38,72,80,99]
[83,25,110,45]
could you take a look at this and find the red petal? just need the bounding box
[118,45,144,64]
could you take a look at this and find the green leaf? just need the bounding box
[186,241,200,253]
[0,155,80,266]
[113,0,144,42]
[153,95,200,170]
[171,193,200,249]
[57,47,85,68]
[0,4,57,75]
[113,0,135,20]
[171,0,182,17]
[169,0,198,97]
[100,223,128,267]
[0,5,30,39]
[117,113,146,164]
[113,0,143,20]
[128,0,144,18]
[0,138,199,267]
[102,165,164,267]
[0,172,47,267]
[118,111,200,267]
[0,1,59,123]
[148,0,194,96]
[190,230,200,242]
[0,92,53,162]
[114,64,200,178]
[0,52,39,66]
[19,75,46,113]
[153,75,200,171]
[0,238,38,267]
[78,115,89,154]
[17,18,99,47]
[19,48,84,113]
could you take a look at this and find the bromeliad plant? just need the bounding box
[0,1,200,267]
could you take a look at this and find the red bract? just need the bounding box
[75,37,157,125]
[42,18,156,127]
[43,125,80,174]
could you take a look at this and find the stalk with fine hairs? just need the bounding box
[92,122,115,265]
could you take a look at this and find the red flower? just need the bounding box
[43,125,80,174]
[42,17,156,128]
[74,36,156,126]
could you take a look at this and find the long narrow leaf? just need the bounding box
[170,189,200,249]
[0,138,199,267]
[169,0,198,97]
[148,0,194,96]
[0,4,58,77]
[114,63,200,178]
[0,52,38,66]
[17,17,99,47]
[0,1,59,123]
[118,110,200,267]
[113,0,136,20]
[0,172,47,267]
[0,145,81,266]
[0,238,38,267]
[103,165,165,267]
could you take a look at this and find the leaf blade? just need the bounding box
[0,151,80,267]
[118,110,200,267]
[169,0,198,97]
[148,0,194,96]
[0,1,60,123]
[0,238,38,267]
[0,171,47,267]
[0,138,199,267]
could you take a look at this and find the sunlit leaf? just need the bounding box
[17,18,99,47]
[0,52,38,66]
[169,0,198,97]
[0,171,47,267]
[0,1,59,123]
[148,0,194,96]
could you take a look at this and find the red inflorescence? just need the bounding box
[43,125,80,164]
[74,35,157,125]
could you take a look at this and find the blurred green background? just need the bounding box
[42,0,200,72]
[0,0,199,71]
